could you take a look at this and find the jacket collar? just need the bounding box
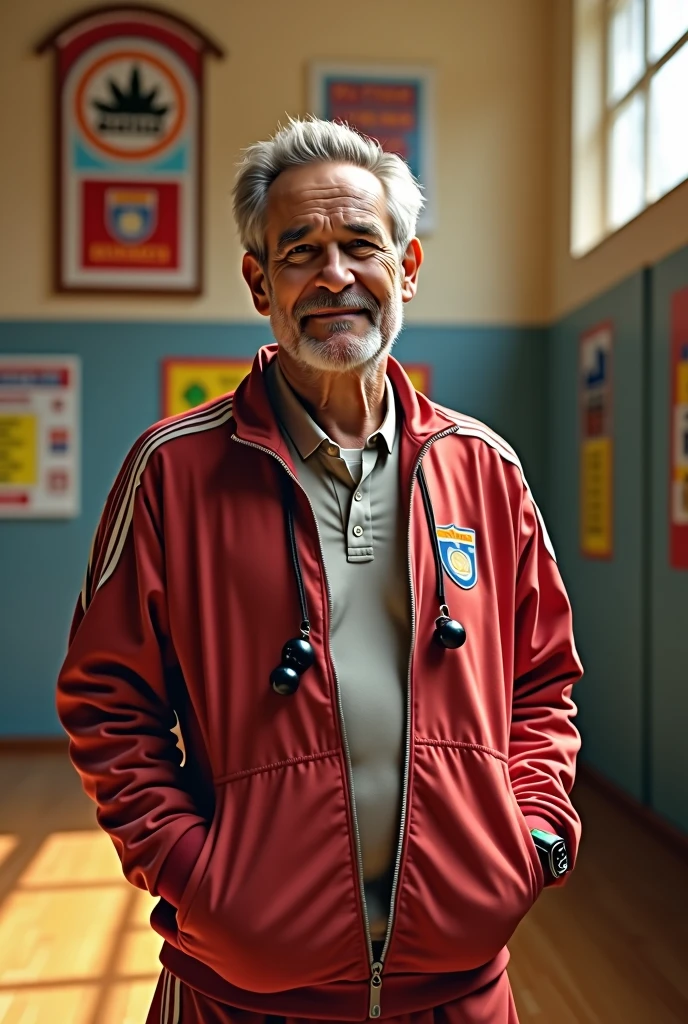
[232,345,456,464]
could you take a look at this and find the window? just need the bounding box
[572,0,688,255]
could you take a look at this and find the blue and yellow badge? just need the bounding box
[105,188,158,244]
[437,525,478,589]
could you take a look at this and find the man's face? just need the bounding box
[243,162,420,374]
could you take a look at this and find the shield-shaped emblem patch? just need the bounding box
[436,525,477,589]
[105,188,158,244]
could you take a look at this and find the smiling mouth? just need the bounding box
[304,309,367,321]
[308,309,362,316]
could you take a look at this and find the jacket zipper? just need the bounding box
[232,425,459,1018]
[371,426,459,1017]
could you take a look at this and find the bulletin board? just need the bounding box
[0,356,80,518]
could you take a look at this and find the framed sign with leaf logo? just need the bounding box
[37,5,224,294]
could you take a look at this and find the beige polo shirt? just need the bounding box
[266,359,411,940]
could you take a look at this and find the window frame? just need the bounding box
[601,0,688,236]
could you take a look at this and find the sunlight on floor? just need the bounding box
[0,840,18,873]
[19,831,125,887]
[0,984,100,1024]
[0,831,160,1023]
[99,979,162,1024]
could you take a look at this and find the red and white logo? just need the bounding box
[75,48,186,161]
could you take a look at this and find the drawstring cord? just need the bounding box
[272,460,466,695]
[280,469,311,640]
[417,465,449,618]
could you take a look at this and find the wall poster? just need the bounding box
[403,363,431,396]
[310,63,435,233]
[0,356,80,518]
[670,286,688,569]
[162,358,253,418]
[579,321,614,559]
[37,5,223,293]
[161,358,432,418]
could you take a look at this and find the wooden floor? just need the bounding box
[0,750,685,1023]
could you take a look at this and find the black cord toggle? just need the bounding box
[271,475,315,695]
[417,467,468,650]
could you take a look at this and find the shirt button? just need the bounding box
[352,525,363,537]
[354,491,363,501]
[326,444,338,456]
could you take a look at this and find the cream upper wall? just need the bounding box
[551,0,688,320]
[0,0,551,324]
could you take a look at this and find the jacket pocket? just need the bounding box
[387,742,541,975]
[175,752,368,993]
[175,820,216,930]
[501,760,546,896]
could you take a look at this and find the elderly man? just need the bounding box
[57,118,583,1024]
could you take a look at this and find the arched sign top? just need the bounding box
[37,3,223,295]
[36,4,225,59]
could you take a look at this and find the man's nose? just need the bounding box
[314,244,355,291]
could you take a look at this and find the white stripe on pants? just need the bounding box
[160,969,181,1024]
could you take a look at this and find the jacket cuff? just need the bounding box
[156,824,207,907]
[524,813,558,835]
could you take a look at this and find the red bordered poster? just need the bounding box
[37,5,223,294]
[579,321,614,559]
[670,287,688,569]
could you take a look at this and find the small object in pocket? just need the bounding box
[530,828,569,880]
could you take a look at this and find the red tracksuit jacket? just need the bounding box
[57,346,583,1019]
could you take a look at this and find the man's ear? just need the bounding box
[242,253,271,316]
[400,238,423,303]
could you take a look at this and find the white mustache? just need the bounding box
[293,292,380,321]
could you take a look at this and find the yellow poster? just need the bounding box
[404,364,431,395]
[580,322,613,558]
[163,360,252,417]
[580,438,613,556]
[677,360,688,404]
[163,358,432,418]
[0,415,38,485]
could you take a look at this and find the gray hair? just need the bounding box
[232,116,424,263]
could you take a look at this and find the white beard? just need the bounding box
[269,284,404,375]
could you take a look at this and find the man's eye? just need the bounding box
[350,239,375,248]
[288,245,312,255]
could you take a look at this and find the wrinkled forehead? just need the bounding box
[264,162,394,248]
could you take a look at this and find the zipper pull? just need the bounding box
[369,961,383,1018]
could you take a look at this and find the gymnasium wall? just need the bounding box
[545,2,688,834]
[2,0,688,843]
[0,0,555,736]
[0,321,547,737]
[649,247,688,834]
[548,251,688,836]
[0,0,553,325]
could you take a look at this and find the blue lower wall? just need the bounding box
[548,274,646,802]
[0,320,547,737]
[548,249,688,835]
[650,248,688,834]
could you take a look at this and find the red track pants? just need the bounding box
[147,968,520,1024]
